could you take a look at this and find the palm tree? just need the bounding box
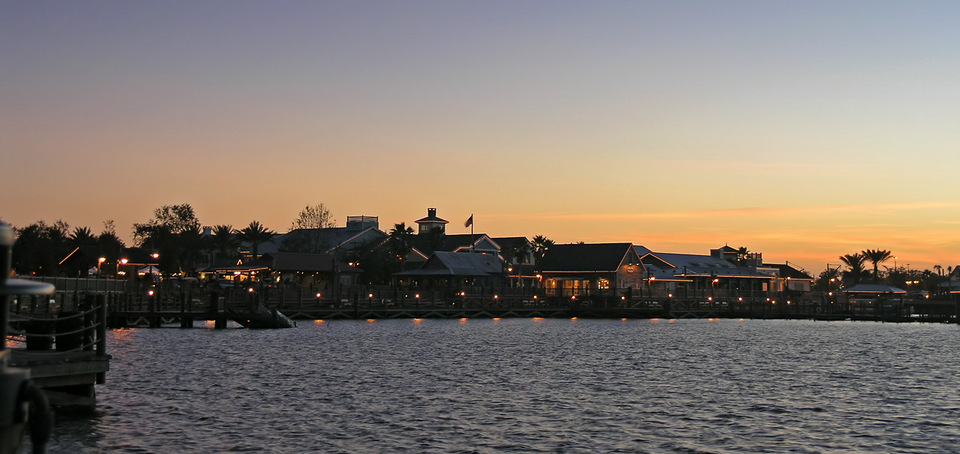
[862,249,893,282]
[211,225,240,261]
[531,235,554,264]
[388,223,415,263]
[238,221,276,261]
[839,253,868,286]
[69,226,97,247]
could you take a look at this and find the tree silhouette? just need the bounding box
[238,221,276,261]
[862,249,893,282]
[211,225,240,261]
[388,223,415,263]
[133,204,201,275]
[531,235,554,265]
[839,253,868,286]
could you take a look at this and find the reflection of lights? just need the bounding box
[492,317,501,321]
[314,320,325,324]
[621,318,628,321]
[532,317,544,321]
[366,319,376,323]
[650,318,661,322]
[413,318,423,324]
[571,317,578,321]
[459,318,468,323]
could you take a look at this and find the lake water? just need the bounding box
[34,318,960,453]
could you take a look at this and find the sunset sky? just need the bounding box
[2,1,959,275]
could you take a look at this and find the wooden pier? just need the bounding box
[95,284,960,325]
[5,293,111,410]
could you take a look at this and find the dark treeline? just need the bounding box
[6,203,956,295]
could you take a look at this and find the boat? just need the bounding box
[228,303,296,329]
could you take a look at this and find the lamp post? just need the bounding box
[98,257,106,276]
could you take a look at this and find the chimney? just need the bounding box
[428,208,436,218]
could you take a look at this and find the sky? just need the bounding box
[2,1,959,275]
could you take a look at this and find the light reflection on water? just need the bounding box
[39,319,960,453]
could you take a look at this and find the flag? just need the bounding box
[464,214,473,228]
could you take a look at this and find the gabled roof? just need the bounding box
[843,284,906,294]
[415,211,449,224]
[539,243,637,273]
[59,246,100,266]
[763,263,814,281]
[637,246,772,279]
[395,251,503,277]
[409,234,500,258]
[256,253,359,274]
[260,226,386,255]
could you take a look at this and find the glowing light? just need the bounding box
[492,317,501,321]
[98,257,106,263]
[739,318,745,322]
[650,318,661,322]
[571,317,578,321]
[366,319,376,323]
[368,293,374,298]
[316,293,321,298]
[459,317,468,323]
[621,318,628,321]
[532,317,544,321]
[147,290,154,296]
[314,320,325,324]
[248,287,254,293]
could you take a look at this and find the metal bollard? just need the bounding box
[1,222,55,454]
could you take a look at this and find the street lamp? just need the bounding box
[117,258,128,276]
[98,257,106,275]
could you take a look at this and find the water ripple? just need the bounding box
[37,319,960,453]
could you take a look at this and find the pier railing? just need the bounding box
[5,293,110,366]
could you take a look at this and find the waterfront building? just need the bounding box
[393,251,505,292]
[538,243,644,298]
[258,215,387,257]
